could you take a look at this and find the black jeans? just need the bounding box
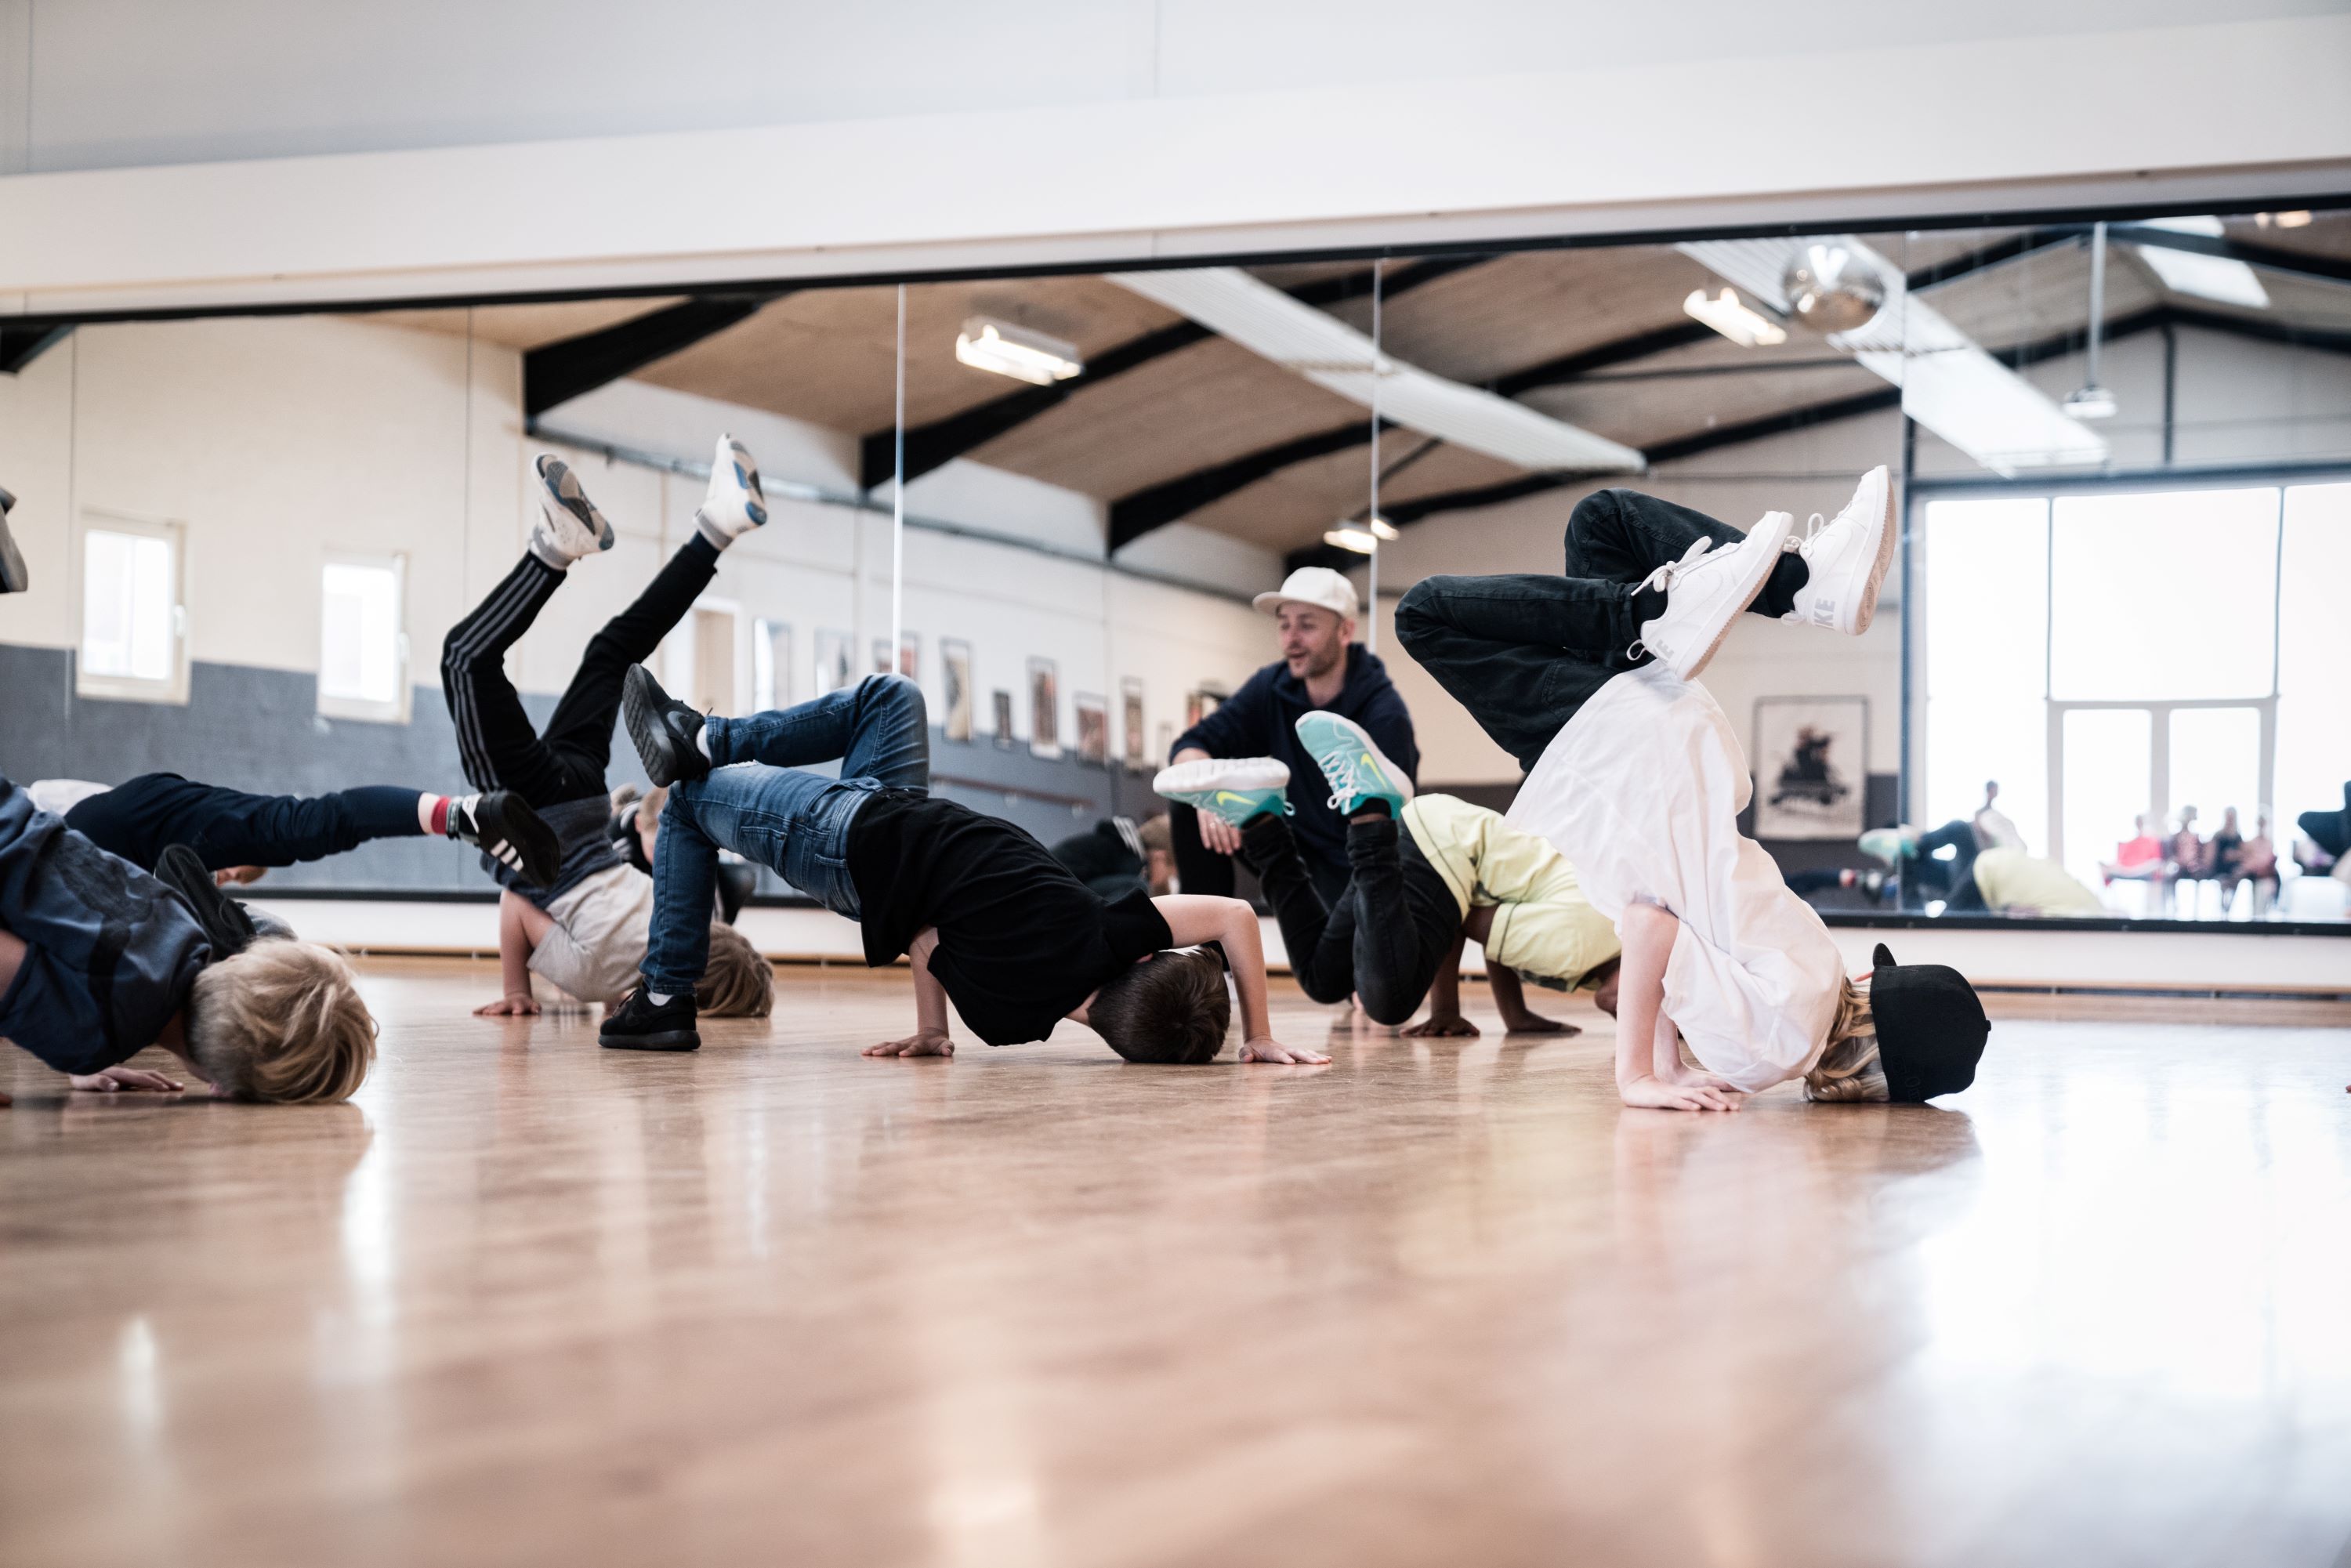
[441,535,719,809]
[1395,489,1806,771]
[1243,812,1461,1025]
[1912,818,1985,911]
[63,773,422,874]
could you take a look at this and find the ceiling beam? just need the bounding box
[2107,225,2351,289]
[1386,308,2176,526]
[1110,418,1402,551]
[2165,302,2351,356]
[859,254,1491,491]
[523,292,788,418]
[0,325,72,375]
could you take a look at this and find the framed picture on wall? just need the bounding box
[1121,677,1147,771]
[1028,658,1060,759]
[1157,722,1175,766]
[898,632,919,682]
[871,638,893,677]
[941,639,974,742]
[992,689,1016,748]
[814,630,853,697]
[1074,693,1109,766]
[1753,697,1868,840]
[752,618,792,711]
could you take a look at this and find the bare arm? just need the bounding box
[1400,931,1478,1037]
[1612,903,1741,1112]
[476,889,551,1016]
[867,928,955,1057]
[1154,893,1328,1064]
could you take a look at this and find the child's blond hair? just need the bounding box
[696,922,773,1017]
[186,941,377,1103]
[1803,974,1885,1103]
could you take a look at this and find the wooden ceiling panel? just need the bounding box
[1178,441,1522,554]
[632,277,1186,434]
[1526,361,1887,451]
[968,336,1367,499]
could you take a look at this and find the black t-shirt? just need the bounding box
[846,791,1174,1046]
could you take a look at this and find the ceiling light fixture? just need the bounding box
[1683,288,1787,348]
[2064,222,2118,422]
[954,317,1083,386]
[1781,244,1887,332]
[2254,210,2313,230]
[1323,527,1379,554]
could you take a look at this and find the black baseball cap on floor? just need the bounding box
[1869,942,1989,1103]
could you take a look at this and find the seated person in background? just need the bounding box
[1973,779,2026,852]
[2100,815,2168,883]
[30,773,556,890]
[1049,815,1176,901]
[0,776,375,1106]
[607,665,1326,1066]
[444,439,773,1019]
[2169,806,2211,884]
[1155,715,1620,1035]
[2227,813,2281,914]
[1396,467,1988,1110]
[2208,806,2246,887]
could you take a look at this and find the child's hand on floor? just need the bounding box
[1240,1037,1331,1065]
[475,992,542,1016]
[67,1065,186,1093]
[1402,1013,1480,1037]
[1618,1074,1744,1112]
[866,1030,954,1058]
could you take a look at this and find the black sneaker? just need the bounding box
[622,664,711,787]
[0,485,26,594]
[447,790,562,887]
[600,987,700,1052]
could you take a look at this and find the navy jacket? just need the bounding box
[1172,645,1419,885]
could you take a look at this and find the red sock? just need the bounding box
[426,795,452,835]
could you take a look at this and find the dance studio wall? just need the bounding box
[0,312,1275,889]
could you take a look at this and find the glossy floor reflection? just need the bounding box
[4,959,2349,1566]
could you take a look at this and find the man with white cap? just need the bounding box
[1163,565,1418,908]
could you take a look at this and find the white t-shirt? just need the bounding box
[528,863,655,1004]
[1505,664,1848,1092]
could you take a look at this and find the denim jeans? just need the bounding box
[642,675,929,995]
[1395,488,1806,771]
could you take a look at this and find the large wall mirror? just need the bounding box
[3,207,2346,927]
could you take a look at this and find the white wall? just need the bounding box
[5,11,2347,315]
[0,312,1276,752]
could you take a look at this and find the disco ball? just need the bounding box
[1781,244,1888,333]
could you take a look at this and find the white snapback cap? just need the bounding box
[1252,566,1360,620]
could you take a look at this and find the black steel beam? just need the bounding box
[861,253,1491,491]
[523,293,787,418]
[2164,302,2351,357]
[2108,225,2351,289]
[1110,419,1402,551]
[0,325,72,375]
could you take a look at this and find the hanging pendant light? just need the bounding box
[1780,243,1887,332]
[2064,223,2118,421]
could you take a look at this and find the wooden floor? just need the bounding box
[5,959,2350,1567]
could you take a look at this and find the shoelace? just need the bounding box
[1319,751,1380,813]
[1625,540,1716,661]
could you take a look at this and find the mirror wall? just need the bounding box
[3,208,2347,924]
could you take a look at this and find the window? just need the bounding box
[318,555,410,722]
[78,515,187,703]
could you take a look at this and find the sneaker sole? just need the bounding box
[1846,474,1897,636]
[600,1031,701,1052]
[1679,512,1791,681]
[535,459,616,555]
[621,667,699,789]
[480,795,562,889]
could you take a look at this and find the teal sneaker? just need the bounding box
[1153,757,1291,827]
[1857,826,1918,867]
[1295,712,1413,817]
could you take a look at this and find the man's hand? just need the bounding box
[67,1065,187,1093]
[1401,1012,1480,1038]
[1172,747,1242,856]
[866,1030,954,1058]
[1240,1037,1331,1064]
[475,992,542,1017]
[1618,1074,1744,1112]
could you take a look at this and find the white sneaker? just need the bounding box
[695,433,770,549]
[1632,512,1794,679]
[1783,465,1894,635]
[531,456,616,565]
[1152,757,1292,828]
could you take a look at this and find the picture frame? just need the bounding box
[1075,693,1109,766]
[992,689,1016,748]
[1752,697,1868,840]
[1121,677,1147,771]
[1028,657,1060,759]
[941,639,974,742]
[752,617,792,712]
[814,629,853,697]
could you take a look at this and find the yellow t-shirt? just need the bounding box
[1971,848,2106,916]
[1400,794,1620,989]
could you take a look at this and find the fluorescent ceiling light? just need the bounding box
[955,317,1083,386]
[1323,527,1378,554]
[1338,514,1400,541]
[1683,287,1787,347]
[1110,269,1643,473]
[1679,235,2109,476]
[2255,210,2313,230]
[2130,216,2270,310]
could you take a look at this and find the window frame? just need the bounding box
[74,510,190,706]
[316,550,412,725]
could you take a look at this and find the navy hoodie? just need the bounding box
[1171,644,1419,886]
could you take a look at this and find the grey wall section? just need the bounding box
[0,644,1169,894]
